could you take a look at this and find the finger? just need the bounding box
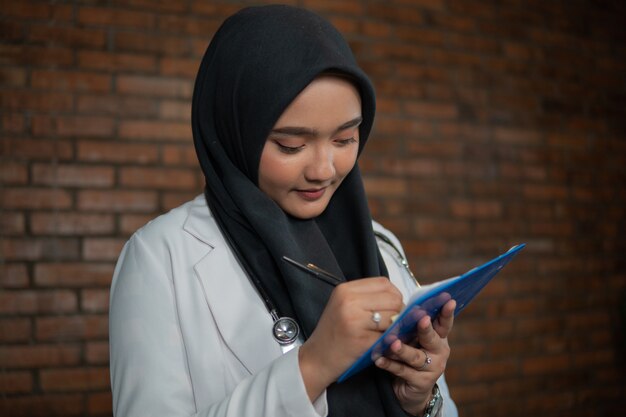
[433,299,456,339]
[340,277,398,294]
[415,315,440,351]
[374,355,431,391]
[366,310,400,332]
[387,339,432,371]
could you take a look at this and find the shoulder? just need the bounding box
[132,194,207,242]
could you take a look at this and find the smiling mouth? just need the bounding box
[296,188,326,201]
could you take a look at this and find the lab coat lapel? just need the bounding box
[183,196,281,375]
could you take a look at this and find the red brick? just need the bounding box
[120,213,154,234]
[0,394,83,417]
[1,188,72,209]
[88,391,113,414]
[81,288,110,313]
[114,31,192,56]
[36,315,108,341]
[450,200,503,219]
[0,290,77,314]
[366,4,424,24]
[161,144,197,166]
[0,68,27,86]
[161,191,199,211]
[31,163,114,188]
[76,95,159,117]
[31,70,112,93]
[523,184,569,200]
[0,371,32,394]
[40,367,109,392]
[83,238,127,261]
[404,101,459,120]
[1,138,74,160]
[189,1,242,16]
[0,161,27,184]
[77,140,159,165]
[463,358,518,382]
[1,113,26,134]
[522,354,571,376]
[0,45,74,67]
[414,218,471,238]
[86,341,110,364]
[0,263,29,288]
[304,0,364,14]
[160,57,199,78]
[0,90,74,112]
[77,50,157,73]
[0,318,31,342]
[118,120,191,141]
[28,24,106,48]
[117,75,193,98]
[35,262,114,288]
[0,212,25,236]
[156,14,220,37]
[373,116,433,136]
[30,212,115,235]
[78,6,156,29]
[119,166,197,190]
[361,21,392,38]
[159,100,191,121]
[1,238,80,261]
[111,0,187,13]
[395,27,445,46]
[381,157,443,177]
[1,2,73,20]
[78,189,158,212]
[494,127,543,145]
[362,177,408,197]
[32,115,115,138]
[0,344,81,368]
[327,16,358,35]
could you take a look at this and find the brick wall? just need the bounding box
[1,1,625,416]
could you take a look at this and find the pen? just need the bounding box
[282,256,342,286]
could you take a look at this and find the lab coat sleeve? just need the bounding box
[109,233,327,417]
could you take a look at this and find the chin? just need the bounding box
[286,203,328,219]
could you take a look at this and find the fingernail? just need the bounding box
[375,358,386,367]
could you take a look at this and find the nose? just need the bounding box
[304,144,335,183]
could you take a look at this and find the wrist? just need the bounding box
[419,383,443,417]
[298,343,333,402]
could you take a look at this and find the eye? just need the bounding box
[275,141,305,154]
[335,137,357,146]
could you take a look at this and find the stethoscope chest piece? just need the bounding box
[272,316,300,345]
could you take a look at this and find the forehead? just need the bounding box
[273,76,362,129]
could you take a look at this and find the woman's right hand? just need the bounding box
[298,277,404,401]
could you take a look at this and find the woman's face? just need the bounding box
[258,75,362,219]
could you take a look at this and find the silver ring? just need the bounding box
[371,311,382,327]
[417,350,432,371]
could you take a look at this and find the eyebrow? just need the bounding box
[270,116,363,138]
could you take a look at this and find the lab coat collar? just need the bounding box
[183,195,281,375]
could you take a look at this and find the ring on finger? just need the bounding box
[417,349,432,371]
[371,311,382,329]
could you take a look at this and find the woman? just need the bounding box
[109,5,458,417]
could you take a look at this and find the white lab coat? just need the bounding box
[109,194,457,417]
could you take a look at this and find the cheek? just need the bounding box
[258,150,299,193]
[335,147,359,178]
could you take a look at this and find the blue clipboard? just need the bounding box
[338,243,526,382]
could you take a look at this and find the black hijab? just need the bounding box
[192,5,410,416]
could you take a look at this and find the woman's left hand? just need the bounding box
[374,299,456,416]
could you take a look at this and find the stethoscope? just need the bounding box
[246,232,418,351]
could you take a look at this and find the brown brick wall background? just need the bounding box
[1,1,625,416]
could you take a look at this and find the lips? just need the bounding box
[296,188,326,201]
